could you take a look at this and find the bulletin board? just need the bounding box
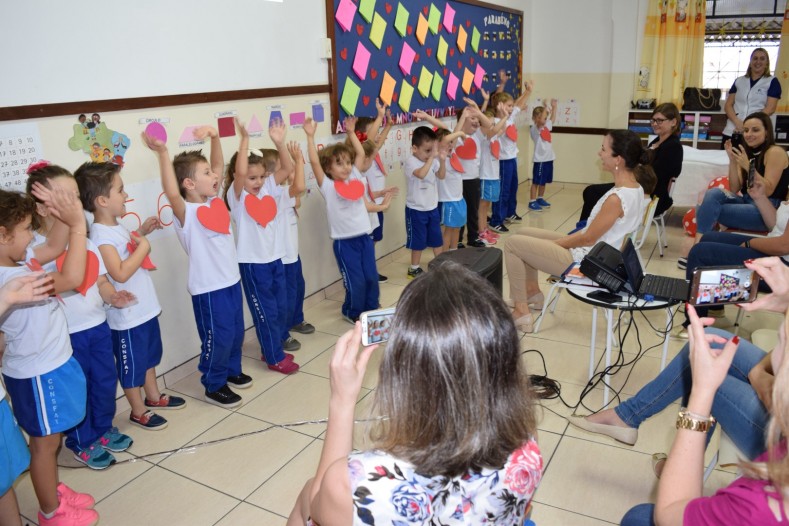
[327,0,523,130]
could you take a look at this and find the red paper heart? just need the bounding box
[506,125,518,141]
[363,95,370,106]
[56,249,99,295]
[414,53,420,63]
[471,86,476,94]
[457,60,462,69]
[356,24,364,36]
[540,127,552,143]
[411,76,417,84]
[470,57,475,65]
[449,48,455,56]
[455,137,477,159]
[374,153,387,175]
[453,25,457,33]
[426,48,432,57]
[392,92,398,102]
[386,45,393,56]
[196,198,231,234]
[334,179,365,201]
[26,258,63,302]
[370,68,378,79]
[407,25,413,35]
[244,193,277,228]
[491,140,501,159]
[449,153,465,173]
[385,2,392,14]
[443,67,448,76]
[423,6,428,15]
[127,235,157,271]
[340,47,348,60]
[465,20,471,27]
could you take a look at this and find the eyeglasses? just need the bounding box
[650,118,668,125]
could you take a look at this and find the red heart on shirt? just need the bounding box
[245,193,277,228]
[196,198,231,234]
[449,153,465,173]
[127,233,157,271]
[455,137,477,160]
[490,140,501,159]
[334,179,365,201]
[56,249,99,296]
[374,153,387,175]
[506,125,518,141]
[540,127,552,143]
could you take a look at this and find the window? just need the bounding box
[703,42,780,92]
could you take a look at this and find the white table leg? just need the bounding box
[589,306,598,382]
[604,309,613,405]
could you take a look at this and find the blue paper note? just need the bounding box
[270,111,284,125]
[312,104,325,122]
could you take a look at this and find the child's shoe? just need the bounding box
[486,229,500,239]
[290,321,316,334]
[342,314,359,325]
[99,427,133,452]
[129,410,168,430]
[478,230,497,245]
[39,497,99,526]
[536,197,551,208]
[144,393,186,410]
[527,201,543,212]
[378,274,388,283]
[466,239,486,248]
[283,336,301,352]
[74,442,116,470]
[204,385,242,408]
[490,224,509,233]
[407,267,424,279]
[508,213,523,222]
[57,482,95,509]
[267,355,299,375]
[227,372,254,389]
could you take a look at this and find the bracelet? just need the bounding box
[744,240,751,249]
[676,410,716,432]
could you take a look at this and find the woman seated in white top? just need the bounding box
[504,129,656,332]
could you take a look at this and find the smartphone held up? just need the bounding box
[360,307,395,346]
[689,266,759,307]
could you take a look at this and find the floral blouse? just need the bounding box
[345,438,542,525]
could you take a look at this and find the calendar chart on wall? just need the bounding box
[0,123,44,192]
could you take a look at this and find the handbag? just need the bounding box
[632,98,656,110]
[682,88,721,111]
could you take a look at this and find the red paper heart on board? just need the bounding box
[423,6,428,15]
[426,48,432,57]
[244,193,277,228]
[540,127,552,143]
[196,198,231,234]
[340,47,348,60]
[443,67,448,76]
[414,53,420,63]
[392,91,398,102]
[385,2,392,14]
[453,25,457,33]
[56,249,99,295]
[469,57,475,65]
[127,233,157,270]
[374,153,387,175]
[506,125,518,141]
[386,45,393,56]
[334,179,365,201]
[449,153,465,173]
[411,76,418,85]
[491,140,501,159]
[370,68,378,79]
[407,25,413,35]
[363,95,371,106]
[466,20,471,27]
[455,137,477,159]
[26,258,63,302]
[356,24,364,36]
[471,86,476,94]
[449,48,455,56]
[457,60,462,69]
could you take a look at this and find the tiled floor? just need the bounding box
[12,182,781,525]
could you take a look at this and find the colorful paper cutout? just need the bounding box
[446,72,459,100]
[457,26,467,52]
[359,0,376,22]
[473,64,485,88]
[443,3,455,32]
[417,66,432,97]
[399,42,416,75]
[341,77,361,115]
[394,3,409,36]
[334,179,365,200]
[245,194,278,228]
[144,122,167,143]
[437,36,448,66]
[335,0,357,31]
[471,26,480,52]
[455,137,477,159]
[127,234,157,270]
[270,111,284,125]
[289,112,306,126]
[380,71,396,106]
[449,153,464,173]
[540,127,552,143]
[55,250,99,296]
[369,12,386,49]
[491,140,500,159]
[428,4,441,34]
[461,68,474,94]
[312,104,325,122]
[246,114,264,133]
[179,126,201,144]
[196,198,231,234]
[399,80,415,112]
[506,125,518,141]
[353,42,371,80]
[416,13,428,45]
[430,72,443,101]
[217,117,235,138]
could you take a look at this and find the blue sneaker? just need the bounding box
[100,427,133,452]
[536,197,551,208]
[74,442,116,470]
[528,201,543,212]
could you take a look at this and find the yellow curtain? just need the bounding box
[634,0,706,106]
[774,1,789,112]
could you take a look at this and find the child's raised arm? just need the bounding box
[549,98,558,122]
[232,118,251,200]
[142,132,186,225]
[375,107,394,150]
[345,117,369,172]
[287,141,306,198]
[496,69,509,94]
[442,130,467,145]
[30,181,84,265]
[412,110,449,130]
[303,118,326,187]
[515,80,534,110]
[270,118,294,185]
[479,88,490,113]
[98,232,151,284]
[367,98,386,144]
[194,126,224,179]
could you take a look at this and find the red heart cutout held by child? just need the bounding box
[334,179,365,201]
[455,137,477,160]
[540,127,552,143]
[374,153,387,175]
[491,140,501,159]
[127,233,157,270]
[450,153,465,173]
[197,198,231,234]
[506,125,518,141]
[244,193,278,228]
[56,250,99,295]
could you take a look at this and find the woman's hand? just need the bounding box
[687,304,739,395]
[329,322,377,405]
[740,257,789,314]
[728,144,751,173]
[749,172,767,200]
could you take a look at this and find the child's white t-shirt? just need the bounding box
[479,132,501,181]
[363,160,387,205]
[318,175,372,240]
[404,155,440,211]
[351,167,379,232]
[173,198,241,295]
[227,177,285,264]
[499,106,521,160]
[278,187,299,265]
[457,132,481,181]
[0,264,71,379]
[90,223,162,331]
[530,119,556,163]
[438,154,464,203]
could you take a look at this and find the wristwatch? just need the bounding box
[676,410,716,432]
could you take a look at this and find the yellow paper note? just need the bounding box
[379,71,396,106]
[369,12,386,49]
[437,36,448,66]
[399,80,415,113]
[461,68,474,94]
[428,3,441,34]
[418,66,432,97]
[416,13,428,45]
[457,26,467,53]
[341,77,361,115]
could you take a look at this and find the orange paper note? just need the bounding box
[457,26,467,53]
[461,68,474,94]
[380,71,396,106]
[416,13,428,45]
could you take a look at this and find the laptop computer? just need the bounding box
[621,238,689,302]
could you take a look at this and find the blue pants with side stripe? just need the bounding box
[333,234,379,320]
[240,261,287,365]
[282,257,306,340]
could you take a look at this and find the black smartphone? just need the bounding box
[730,132,744,151]
[689,266,759,307]
[588,290,623,304]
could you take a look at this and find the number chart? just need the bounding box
[0,123,44,192]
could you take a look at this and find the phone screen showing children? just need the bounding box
[0,123,44,191]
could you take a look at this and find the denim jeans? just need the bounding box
[620,503,656,526]
[696,187,779,234]
[614,327,769,460]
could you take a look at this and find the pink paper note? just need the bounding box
[335,0,357,32]
[446,72,459,100]
[399,42,416,76]
[144,122,167,143]
[473,64,485,89]
[289,112,306,126]
[443,4,455,32]
[179,126,200,144]
[246,114,264,133]
[353,42,371,80]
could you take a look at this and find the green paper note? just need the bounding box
[437,36,448,65]
[394,3,409,36]
[399,80,414,113]
[431,72,444,101]
[359,0,376,22]
[341,77,361,115]
[369,12,386,49]
[471,27,481,52]
[418,66,432,97]
[428,4,441,34]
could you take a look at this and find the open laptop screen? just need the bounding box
[621,238,644,294]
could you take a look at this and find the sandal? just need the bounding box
[527,293,545,310]
[512,311,534,333]
[651,452,667,479]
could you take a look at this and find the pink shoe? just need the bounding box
[39,498,99,526]
[57,483,95,509]
[478,230,498,245]
[267,354,299,374]
[485,229,500,239]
